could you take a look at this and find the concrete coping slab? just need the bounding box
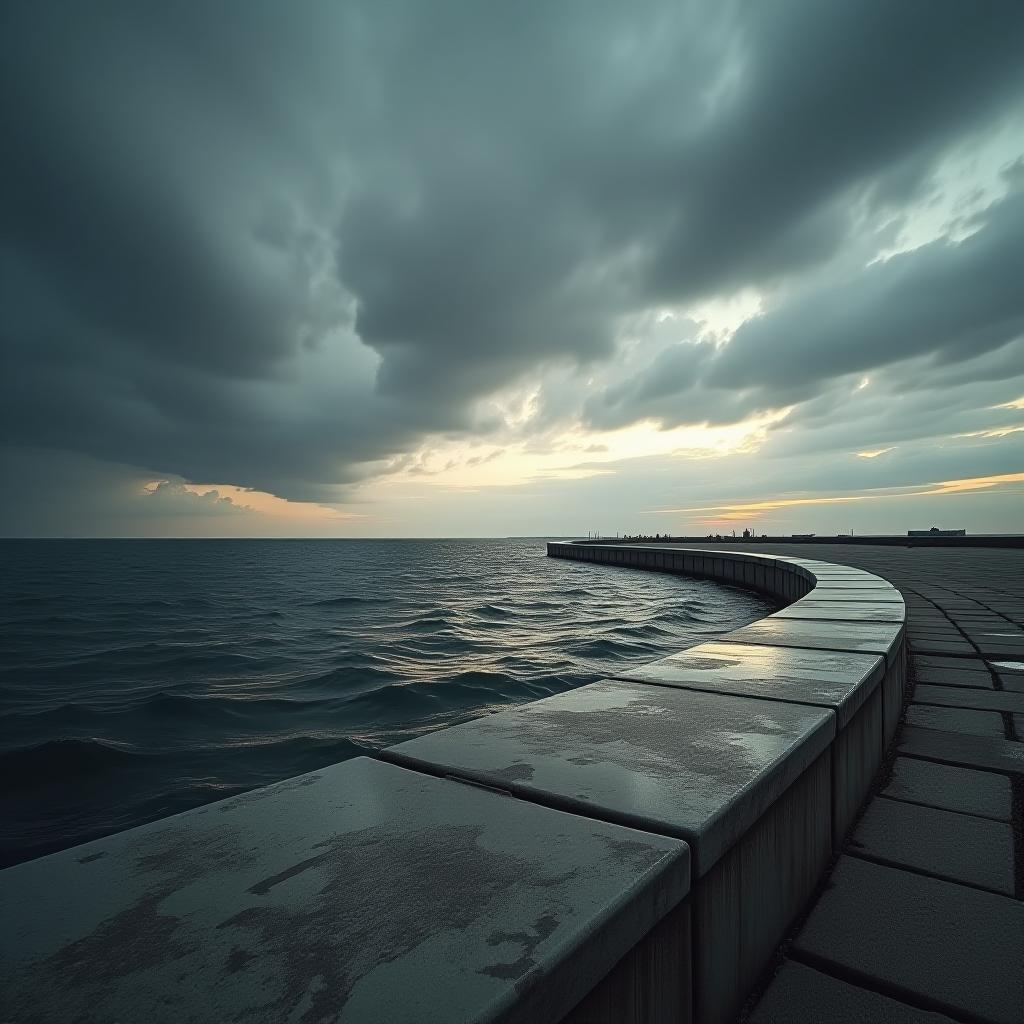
[610,640,884,730]
[383,678,834,878]
[0,756,690,1024]
[771,600,906,624]
[808,579,899,590]
[792,588,905,602]
[721,617,904,665]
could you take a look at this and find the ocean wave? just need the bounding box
[307,594,394,608]
[1,537,776,865]
[0,736,141,787]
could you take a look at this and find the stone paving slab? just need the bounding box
[991,660,1024,673]
[791,856,1024,1024]
[914,666,994,688]
[914,683,1024,714]
[382,679,833,877]
[904,704,1006,738]
[611,640,883,729]
[848,797,1014,895]
[975,638,1024,659]
[907,639,978,655]
[0,757,691,1024]
[914,654,991,673]
[899,724,1024,775]
[998,669,1024,692]
[748,960,958,1024]
[881,757,1012,822]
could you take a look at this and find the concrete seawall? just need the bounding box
[0,543,907,1023]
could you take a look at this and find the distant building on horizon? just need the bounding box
[908,527,966,537]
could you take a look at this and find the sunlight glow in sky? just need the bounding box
[2,1,1023,537]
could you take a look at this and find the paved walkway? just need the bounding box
[730,544,1024,1024]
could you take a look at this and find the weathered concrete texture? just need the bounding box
[883,648,908,746]
[882,756,1012,822]
[749,960,959,1024]
[809,579,897,590]
[725,617,904,660]
[729,540,1024,1024]
[614,637,882,847]
[849,797,1015,895]
[385,673,835,1024]
[904,703,1006,738]
[0,757,692,1024]
[611,640,883,729]
[383,678,833,878]
[831,684,883,846]
[711,615,905,749]
[771,600,906,623]
[792,856,1024,1024]
[790,588,905,603]
[562,899,692,1024]
[693,751,830,1024]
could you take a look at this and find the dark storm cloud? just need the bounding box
[2,0,1024,512]
[586,187,1024,431]
[711,191,1024,391]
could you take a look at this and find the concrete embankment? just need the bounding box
[0,543,908,1023]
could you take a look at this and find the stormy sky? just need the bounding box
[2,0,1023,537]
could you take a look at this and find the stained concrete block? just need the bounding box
[384,679,833,877]
[905,704,1006,738]
[0,757,691,1024]
[794,588,905,603]
[610,641,884,848]
[384,680,834,1024]
[810,579,896,590]
[849,797,1014,895]
[693,750,830,1024]
[882,757,1012,822]
[792,856,1024,1024]
[612,641,883,729]
[724,617,904,661]
[562,900,692,1024]
[750,960,958,1024]
[718,618,905,748]
[772,601,905,623]
[883,644,908,747]
[831,684,883,845]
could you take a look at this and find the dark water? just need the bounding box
[0,539,775,866]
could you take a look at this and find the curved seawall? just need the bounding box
[0,543,907,1024]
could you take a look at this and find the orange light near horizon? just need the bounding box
[643,470,1024,520]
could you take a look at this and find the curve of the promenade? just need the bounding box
[1,544,907,1024]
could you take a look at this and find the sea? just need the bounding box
[0,538,776,867]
